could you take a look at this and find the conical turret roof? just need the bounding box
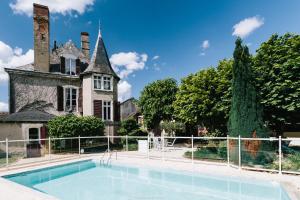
[82,30,119,80]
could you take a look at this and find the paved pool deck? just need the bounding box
[0,152,299,200]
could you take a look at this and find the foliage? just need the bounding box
[228,38,268,137]
[47,115,105,138]
[173,60,232,134]
[160,121,185,136]
[139,78,178,129]
[184,141,227,161]
[118,118,147,136]
[253,33,300,133]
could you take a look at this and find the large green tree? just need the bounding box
[253,33,300,134]
[228,38,267,137]
[173,60,232,134]
[139,78,178,130]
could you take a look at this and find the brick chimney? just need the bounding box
[33,3,50,72]
[81,32,90,59]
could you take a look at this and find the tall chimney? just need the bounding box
[81,32,90,59]
[33,4,50,72]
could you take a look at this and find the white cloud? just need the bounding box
[110,52,148,79]
[200,52,205,56]
[0,102,8,112]
[232,16,264,38]
[9,0,95,16]
[202,40,210,50]
[118,80,132,102]
[0,41,34,82]
[152,55,159,60]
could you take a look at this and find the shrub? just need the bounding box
[118,118,146,136]
[160,121,185,136]
[47,114,105,138]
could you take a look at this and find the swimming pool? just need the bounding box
[4,160,291,200]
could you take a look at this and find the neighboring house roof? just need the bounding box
[82,30,120,80]
[50,40,89,64]
[1,110,55,123]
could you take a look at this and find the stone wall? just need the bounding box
[8,71,80,115]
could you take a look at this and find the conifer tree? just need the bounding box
[228,38,267,137]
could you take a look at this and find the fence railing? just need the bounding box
[0,135,299,175]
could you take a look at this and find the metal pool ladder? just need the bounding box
[100,150,117,166]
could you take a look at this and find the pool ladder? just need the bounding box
[100,150,117,166]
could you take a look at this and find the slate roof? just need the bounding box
[50,40,89,64]
[1,110,55,123]
[82,30,120,80]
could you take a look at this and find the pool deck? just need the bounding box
[0,152,299,200]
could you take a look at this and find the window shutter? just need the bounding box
[114,101,120,122]
[40,126,46,145]
[78,88,83,112]
[94,100,102,119]
[60,56,65,73]
[57,86,64,111]
[76,59,80,75]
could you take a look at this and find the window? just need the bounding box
[93,75,113,91]
[103,101,112,121]
[65,58,76,75]
[103,76,111,90]
[94,75,102,89]
[65,87,77,112]
[29,128,39,144]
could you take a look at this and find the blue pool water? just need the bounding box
[4,160,290,200]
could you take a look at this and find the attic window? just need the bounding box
[65,58,76,75]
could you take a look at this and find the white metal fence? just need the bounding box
[0,135,299,175]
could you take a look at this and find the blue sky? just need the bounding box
[0,0,300,111]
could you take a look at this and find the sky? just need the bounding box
[0,0,300,111]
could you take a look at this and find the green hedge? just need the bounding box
[47,115,105,138]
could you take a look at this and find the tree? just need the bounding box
[47,115,105,138]
[173,60,232,135]
[228,38,267,137]
[253,33,300,134]
[118,118,147,136]
[139,78,178,131]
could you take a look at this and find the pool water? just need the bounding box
[4,160,291,200]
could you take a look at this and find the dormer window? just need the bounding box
[65,58,76,75]
[93,75,113,91]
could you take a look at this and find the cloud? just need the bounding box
[202,40,210,50]
[9,0,95,16]
[152,55,159,60]
[0,102,8,112]
[232,16,264,38]
[0,41,34,82]
[110,52,148,79]
[118,80,132,102]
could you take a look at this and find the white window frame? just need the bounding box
[93,74,113,91]
[65,58,76,75]
[63,86,79,112]
[93,75,102,90]
[102,100,113,121]
[62,54,77,76]
[27,127,41,144]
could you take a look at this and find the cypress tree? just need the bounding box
[228,38,267,138]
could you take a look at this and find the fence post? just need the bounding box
[126,135,128,151]
[5,138,8,168]
[107,134,110,152]
[162,135,165,161]
[48,137,51,161]
[191,135,194,164]
[227,135,230,167]
[78,136,81,156]
[279,136,282,175]
[147,134,150,160]
[238,135,241,170]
